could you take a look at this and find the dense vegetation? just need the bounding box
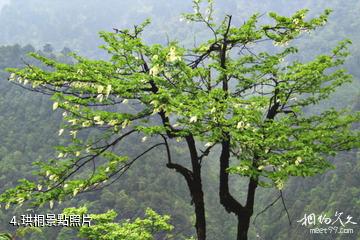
[0,0,359,239]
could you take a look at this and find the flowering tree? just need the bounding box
[1,1,359,239]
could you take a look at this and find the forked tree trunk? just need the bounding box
[166,135,206,240]
[219,138,258,240]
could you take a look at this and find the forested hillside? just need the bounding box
[0,1,358,239]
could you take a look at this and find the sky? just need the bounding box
[0,0,9,9]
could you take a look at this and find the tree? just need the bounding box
[42,43,54,53]
[62,207,173,240]
[1,1,359,239]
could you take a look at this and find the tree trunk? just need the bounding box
[237,212,251,240]
[167,162,206,240]
[166,135,206,240]
[219,137,259,240]
[192,178,206,240]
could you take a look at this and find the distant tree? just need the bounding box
[22,44,35,54]
[42,43,54,53]
[60,47,71,56]
[2,1,359,239]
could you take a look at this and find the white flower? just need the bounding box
[167,47,181,62]
[96,94,104,102]
[77,69,84,75]
[17,198,24,204]
[275,179,284,190]
[105,84,112,97]
[149,65,160,76]
[9,73,16,81]
[49,200,54,209]
[141,136,148,142]
[122,99,129,104]
[122,119,130,129]
[108,120,118,126]
[70,130,78,138]
[96,85,104,94]
[152,55,159,61]
[292,18,300,25]
[95,120,104,125]
[204,142,213,147]
[150,100,159,106]
[52,102,59,111]
[164,71,172,78]
[237,121,245,129]
[49,174,56,181]
[58,129,64,136]
[189,116,198,123]
[82,121,91,127]
[152,108,160,115]
[73,189,79,197]
[68,119,77,125]
[295,156,302,166]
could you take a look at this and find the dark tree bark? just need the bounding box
[216,15,264,238]
[237,213,251,240]
[166,135,206,240]
[167,162,206,240]
[219,138,258,240]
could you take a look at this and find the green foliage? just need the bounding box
[62,207,173,240]
[16,227,43,238]
[2,0,359,208]
[0,227,43,240]
[0,233,12,240]
[0,1,359,239]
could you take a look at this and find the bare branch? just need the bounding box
[280,190,292,225]
[252,194,281,224]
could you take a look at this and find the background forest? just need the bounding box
[0,0,359,239]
